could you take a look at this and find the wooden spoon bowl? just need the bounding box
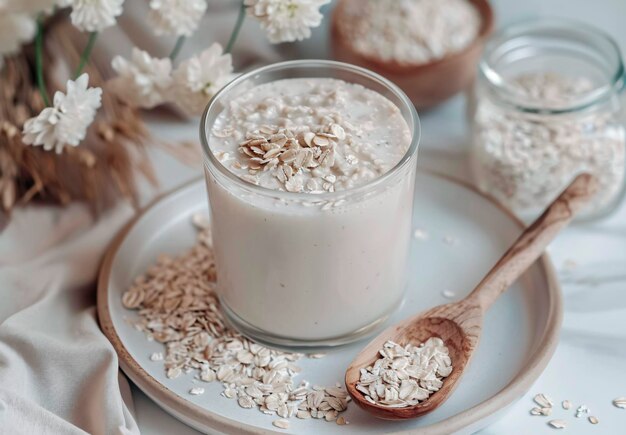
[346,174,598,420]
[346,314,472,419]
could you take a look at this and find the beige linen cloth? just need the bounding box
[0,204,137,435]
[0,1,294,433]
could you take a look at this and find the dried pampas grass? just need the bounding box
[0,17,157,215]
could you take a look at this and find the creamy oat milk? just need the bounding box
[205,77,416,342]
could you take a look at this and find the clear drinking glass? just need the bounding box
[469,18,626,221]
[200,60,420,347]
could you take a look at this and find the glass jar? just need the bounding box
[200,60,420,347]
[469,19,626,221]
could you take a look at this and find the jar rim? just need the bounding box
[200,59,421,201]
[479,17,625,114]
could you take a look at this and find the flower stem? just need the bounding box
[225,1,246,54]
[169,36,186,61]
[35,15,51,107]
[74,32,98,78]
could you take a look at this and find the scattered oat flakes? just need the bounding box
[325,410,339,421]
[530,407,543,416]
[122,220,349,426]
[296,410,311,419]
[530,406,552,416]
[613,397,626,409]
[191,213,211,230]
[222,388,237,399]
[308,353,327,359]
[588,416,599,424]
[548,419,567,429]
[562,400,571,410]
[199,368,216,382]
[238,395,256,409]
[534,393,553,409]
[150,352,163,362]
[336,416,348,425]
[272,418,290,429]
[166,367,181,379]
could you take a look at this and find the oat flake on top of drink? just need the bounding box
[210,78,411,193]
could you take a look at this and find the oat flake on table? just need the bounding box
[548,419,567,429]
[534,393,553,409]
[121,218,349,425]
[613,397,626,409]
[530,407,551,416]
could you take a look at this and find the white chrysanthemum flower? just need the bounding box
[22,74,102,154]
[148,0,207,37]
[109,48,173,109]
[66,0,124,32]
[244,0,330,44]
[0,13,36,69]
[171,43,233,116]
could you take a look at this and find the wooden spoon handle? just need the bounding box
[467,174,598,311]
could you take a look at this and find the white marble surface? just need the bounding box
[130,1,626,433]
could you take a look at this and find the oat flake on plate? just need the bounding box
[121,219,349,425]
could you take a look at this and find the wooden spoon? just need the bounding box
[345,174,598,420]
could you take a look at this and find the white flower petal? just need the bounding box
[109,48,173,108]
[22,73,102,153]
[68,0,124,32]
[148,0,207,37]
[171,43,233,116]
[22,107,61,152]
[244,0,330,44]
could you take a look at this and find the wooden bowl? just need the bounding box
[330,0,494,110]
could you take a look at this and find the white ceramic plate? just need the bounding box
[98,171,562,434]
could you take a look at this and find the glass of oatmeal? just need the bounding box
[200,60,420,347]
